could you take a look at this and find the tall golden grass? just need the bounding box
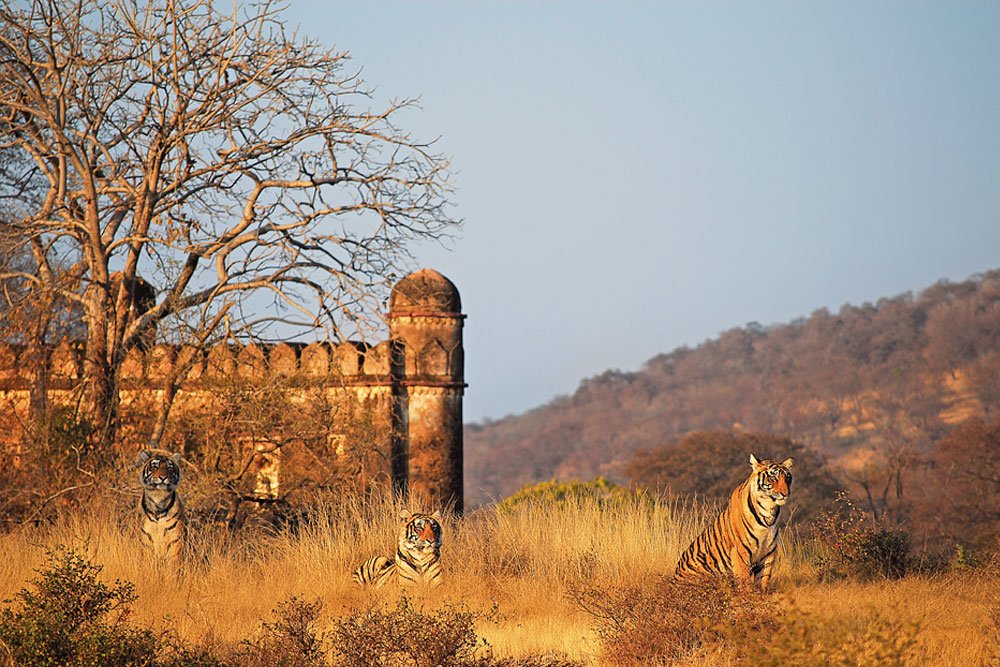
[0,493,996,665]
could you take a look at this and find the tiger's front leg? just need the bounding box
[163,525,185,563]
[729,548,754,588]
[755,549,777,591]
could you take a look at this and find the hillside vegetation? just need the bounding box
[466,269,1000,507]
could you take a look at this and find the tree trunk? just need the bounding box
[27,314,49,447]
[28,360,47,438]
[82,288,118,450]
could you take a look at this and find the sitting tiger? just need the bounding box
[353,510,443,588]
[136,448,186,563]
[673,454,793,591]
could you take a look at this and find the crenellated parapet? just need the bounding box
[0,340,398,389]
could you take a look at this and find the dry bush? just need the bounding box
[329,596,493,667]
[571,577,776,665]
[166,373,389,536]
[806,493,911,581]
[231,596,327,667]
[718,604,921,666]
[572,575,924,666]
[624,430,842,524]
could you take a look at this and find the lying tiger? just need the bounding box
[353,510,443,588]
[674,454,794,591]
[136,448,186,563]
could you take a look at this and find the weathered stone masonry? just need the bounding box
[0,269,466,513]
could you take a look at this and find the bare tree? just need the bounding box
[0,0,457,445]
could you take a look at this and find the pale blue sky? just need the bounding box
[286,1,1000,422]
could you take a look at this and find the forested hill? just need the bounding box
[465,269,1000,506]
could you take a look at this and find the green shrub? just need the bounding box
[329,596,493,667]
[0,546,158,667]
[948,543,978,571]
[808,493,911,581]
[497,477,650,514]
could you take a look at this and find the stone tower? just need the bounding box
[388,269,465,514]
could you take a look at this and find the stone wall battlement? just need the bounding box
[0,340,399,388]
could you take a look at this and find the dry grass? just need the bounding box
[780,574,1000,666]
[0,494,996,665]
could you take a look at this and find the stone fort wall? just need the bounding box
[0,269,466,513]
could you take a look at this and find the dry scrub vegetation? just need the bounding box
[0,493,997,666]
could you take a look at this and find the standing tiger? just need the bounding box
[136,449,185,563]
[673,454,794,591]
[353,510,443,588]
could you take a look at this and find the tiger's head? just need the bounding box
[749,454,794,506]
[398,509,443,556]
[136,449,182,491]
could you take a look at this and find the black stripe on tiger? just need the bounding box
[673,453,793,591]
[353,510,443,588]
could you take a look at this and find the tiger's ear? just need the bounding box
[749,453,762,469]
[399,509,412,521]
[430,510,442,521]
[781,457,794,469]
[134,450,152,468]
[171,452,182,467]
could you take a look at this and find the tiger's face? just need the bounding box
[137,449,182,491]
[399,510,443,554]
[749,454,794,506]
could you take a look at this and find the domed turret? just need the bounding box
[389,268,461,316]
